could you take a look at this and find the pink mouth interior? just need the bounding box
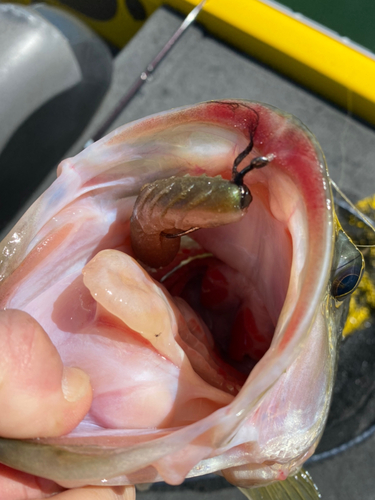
[6,165,301,432]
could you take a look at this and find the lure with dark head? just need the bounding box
[130,149,270,268]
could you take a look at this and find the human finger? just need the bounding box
[0,309,92,438]
[0,464,64,500]
[0,464,136,500]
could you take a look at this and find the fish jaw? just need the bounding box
[0,101,341,487]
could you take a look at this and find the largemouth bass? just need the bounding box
[0,101,363,494]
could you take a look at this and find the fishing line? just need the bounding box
[336,87,353,189]
[331,179,375,247]
[84,0,207,147]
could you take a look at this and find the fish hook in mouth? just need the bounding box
[162,155,273,240]
[232,154,275,188]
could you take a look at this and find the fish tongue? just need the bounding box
[81,249,234,429]
[82,249,183,366]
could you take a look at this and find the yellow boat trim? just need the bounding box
[163,0,375,126]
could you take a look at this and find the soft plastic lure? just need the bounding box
[130,142,271,268]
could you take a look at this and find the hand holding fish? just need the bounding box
[0,309,135,500]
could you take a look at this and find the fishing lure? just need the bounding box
[130,142,271,268]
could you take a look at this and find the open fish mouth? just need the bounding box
[0,100,351,488]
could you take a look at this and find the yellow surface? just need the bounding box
[342,194,375,337]
[343,271,375,336]
[169,0,375,126]
[6,0,375,125]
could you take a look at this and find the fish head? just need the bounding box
[0,100,364,488]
